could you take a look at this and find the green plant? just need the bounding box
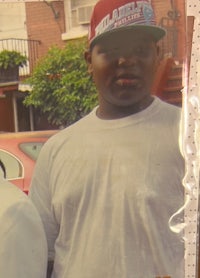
[0,50,27,69]
[24,38,98,127]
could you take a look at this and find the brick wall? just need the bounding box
[25,1,66,59]
[151,0,187,105]
[153,0,171,23]
[175,0,187,61]
[153,0,187,62]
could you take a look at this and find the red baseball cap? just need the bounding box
[88,0,166,47]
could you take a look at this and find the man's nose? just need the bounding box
[117,51,138,66]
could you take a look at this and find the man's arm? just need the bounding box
[0,198,48,278]
[29,141,59,277]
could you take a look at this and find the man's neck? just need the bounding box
[97,95,154,120]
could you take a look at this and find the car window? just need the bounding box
[19,142,45,161]
[0,150,23,179]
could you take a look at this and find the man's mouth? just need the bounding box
[115,74,140,87]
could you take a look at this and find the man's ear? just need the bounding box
[84,50,93,75]
[156,44,160,53]
[156,45,161,62]
[155,44,161,69]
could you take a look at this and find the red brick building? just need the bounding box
[25,1,66,59]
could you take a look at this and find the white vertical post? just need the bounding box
[12,92,18,132]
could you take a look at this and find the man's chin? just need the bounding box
[111,93,153,109]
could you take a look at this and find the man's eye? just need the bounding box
[134,47,150,56]
[100,48,119,56]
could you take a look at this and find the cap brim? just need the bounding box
[90,25,166,48]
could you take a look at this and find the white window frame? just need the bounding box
[62,0,97,41]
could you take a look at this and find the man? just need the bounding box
[0,159,47,278]
[30,0,185,277]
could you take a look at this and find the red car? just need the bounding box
[0,130,58,193]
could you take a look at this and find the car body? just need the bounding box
[0,130,58,193]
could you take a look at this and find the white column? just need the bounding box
[12,92,18,132]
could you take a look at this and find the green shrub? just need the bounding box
[24,38,97,127]
[0,50,27,69]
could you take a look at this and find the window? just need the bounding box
[72,3,94,26]
[0,150,23,180]
[62,0,97,41]
[19,142,45,161]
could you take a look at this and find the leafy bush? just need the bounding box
[0,50,27,69]
[24,38,97,127]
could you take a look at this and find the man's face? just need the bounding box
[85,29,160,119]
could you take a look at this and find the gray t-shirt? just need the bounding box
[30,97,185,278]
